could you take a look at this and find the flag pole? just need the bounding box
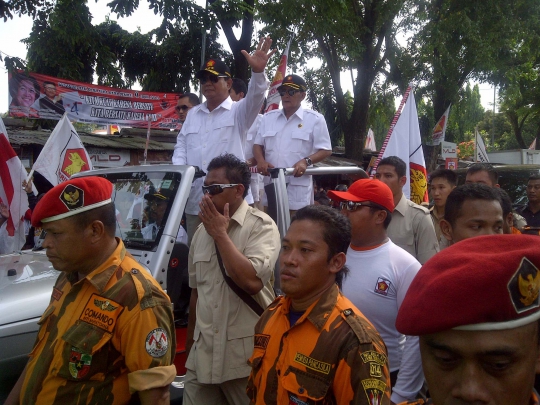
[144,115,151,165]
[474,127,478,163]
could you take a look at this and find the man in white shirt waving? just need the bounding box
[172,37,276,243]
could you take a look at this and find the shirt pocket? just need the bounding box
[212,117,235,144]
[226,325,254,368]
[192,248,214,286]
[184,123,202,149]
[281,365,331,402]
[262,131,278,152]
[29,305,56,357]
[290,129,311,153]
[53,321,114,382]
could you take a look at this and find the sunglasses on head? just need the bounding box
[199,75,228,84]
[278,89,301,97]
[339,201,375,211]
[175,105,190,112]
[202,183,239,195]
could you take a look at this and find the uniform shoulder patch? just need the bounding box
[409,200,430,214]
[145,328,170,358]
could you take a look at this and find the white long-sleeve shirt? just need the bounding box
[172,72,268,215]
[342,239,424,403]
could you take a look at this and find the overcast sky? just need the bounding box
[0,1,496,116]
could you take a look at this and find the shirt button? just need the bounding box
[216,279,219,284]
[298,388,305,394]
[214,329,219,334]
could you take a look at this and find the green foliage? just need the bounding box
[444,84,485,144]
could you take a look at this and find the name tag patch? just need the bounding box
[254,334,270,350]
[294,352,331,375]
[79,293,123,333]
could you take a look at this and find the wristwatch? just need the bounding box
[304,157,313,166]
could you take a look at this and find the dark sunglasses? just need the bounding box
[202,183,239,195]
[199,75,228,84]
[339,201,375,211]
[278,89,301,97]
[175,105,190,112]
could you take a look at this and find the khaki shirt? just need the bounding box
[388,195,439,264]
[188,200,280,384]
[430,207,450,250]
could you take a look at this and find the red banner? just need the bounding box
[8,71,182,130]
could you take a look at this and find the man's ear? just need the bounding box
[398,176,407,188]
[329,252,346,274]
[225,78,233,90]
[440,219,453,243]
[300,92,307,102]
[374,210,387,226]
[235,184,245,200]
[87,220,107,243]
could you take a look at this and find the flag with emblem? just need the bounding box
[0,121,29,251]
[265,36,294,113]
[475,127,490,163]
[365,128,377,151]
[372,85,429,204]
[31,113,92,186]
[431,105,451,146]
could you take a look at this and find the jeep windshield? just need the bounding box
[98,171,184,251]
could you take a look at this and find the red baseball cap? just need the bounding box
[32,176,113,226]
[327,179,394,212]
[396,234,540,335]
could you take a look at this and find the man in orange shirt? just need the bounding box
[247,205,390,405]
[5,177,176,405]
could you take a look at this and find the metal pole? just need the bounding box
[199,0,208,101]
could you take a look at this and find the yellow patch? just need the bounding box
[370,363,382,377]
[360,351,387,365]
[294,352,331,374]
[79,293,123,333]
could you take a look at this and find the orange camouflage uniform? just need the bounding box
[247,284,391,405]
[20,240,176,405]
[397,391,540,405]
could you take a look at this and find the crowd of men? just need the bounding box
[4,36,540,405]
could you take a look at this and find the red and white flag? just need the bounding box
[0,121,29,251]
[265,36,294,113]
[31,114,93,186]
[431,105,451,146]
[372,86,429,204]
[364,128,377,151]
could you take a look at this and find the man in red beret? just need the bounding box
[5,176,176,405]
[328,179,424,404]
[395,234,540,405]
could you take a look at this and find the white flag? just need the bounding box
[475,129,490,163]
[0,117,8,141]
[32,114,93,186]
[373,86,428,204]
[364,128,377,151]
[431,105,451,146]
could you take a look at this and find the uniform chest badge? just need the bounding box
[69,347,92,379]
[374,277,391,296]
[146,328,170,358]
[298,123,303,128]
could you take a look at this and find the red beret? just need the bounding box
[32,177,113,227]
[396,234,540,335]
[327,179,394,212]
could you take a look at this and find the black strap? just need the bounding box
[215,243,264,316]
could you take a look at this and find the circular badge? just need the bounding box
[145,328,170,358]
[170,258,179,268]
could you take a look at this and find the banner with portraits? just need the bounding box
[8,71,182,130]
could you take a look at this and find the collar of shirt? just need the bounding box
[200,96,233,113]
[67,238,125,292]
[280,283,340,332]
[229,200,250,227]
[279,105,305,121]
[394,194,407,217]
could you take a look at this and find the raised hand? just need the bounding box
[241,37,277,73]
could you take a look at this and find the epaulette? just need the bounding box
[340,308,375,345]
[408,200,430,214]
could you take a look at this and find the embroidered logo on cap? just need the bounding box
[207,60,215,68]
[146,328,169,358]
[508,257,540,313]
[69,347,92,379]
[60,184,84,210]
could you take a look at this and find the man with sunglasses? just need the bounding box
[175,93,200,125]
[253,74,332,213]
[184,154,280,405]
[172,37,276,244]
[328,179,424,404]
